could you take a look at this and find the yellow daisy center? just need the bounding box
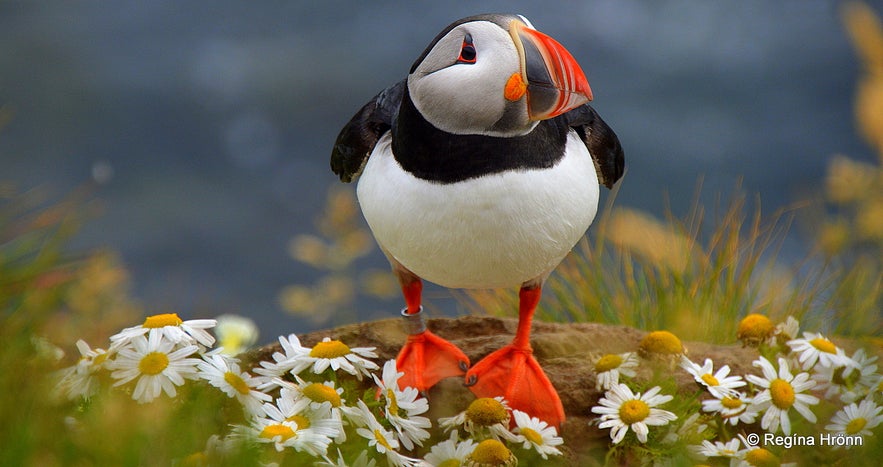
[595,354,623,372]
[374,429,394,450]
[769,379,795,409]
[259,423,295,441]
[286,414,311,429]
[309,339,351,359]
[302,383,341,407]
[846,417,867,434]
[93,352,109,366]
[139,352,169,375]
[466,398,509,426]
[386,388,400,415]
[437,460,461,467]
[143,313,183,328]
[520,427,544,445]
[639,330,683,355]
[469,439,512,465]
[721,395,744,409]
[744,448,780,467]
[619,399,651,424]
[736,314,774,344]
[223,371,251,395]
[701,373,720,386]
[809,337,837,354]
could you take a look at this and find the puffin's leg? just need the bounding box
[464,283,565,427]
[394,266,469,392]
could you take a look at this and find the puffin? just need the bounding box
[331,13,624,427]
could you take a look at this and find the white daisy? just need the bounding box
[661,411,707,445]
[593,352,639,391]
[354,400,420,467]
[108,331,200,403]
[787,331,849,371]
[773,316,800,342]
[746,356,819,435]
[253,334,312,389]
[276,377,357,443]
[213,314,259,355]
[680,356,746,399]
[701,391,759,426]
[511,409,563,459]
[196,353,271,416]
[54,339,111,400]
[825,399,883,448]
[373,359,431,450]
[813,348,879,403]
[299,337,380,380]
[110,312,217,348]
[438,397,518,442]
[693,437,744,459]
[591,383,677,444]
[318,449,377,467]
[422,430,476,466]
[252,396,340,456]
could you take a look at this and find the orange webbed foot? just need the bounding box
[395,307,469,392]
[465,344,565,428]
[396,329,469,392]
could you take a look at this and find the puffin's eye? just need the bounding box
[457,33,477,64]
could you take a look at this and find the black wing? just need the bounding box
[330,79,406,182]
[563,104,625,189]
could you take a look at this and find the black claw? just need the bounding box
[459,360,469,372]
[464,374,478,387]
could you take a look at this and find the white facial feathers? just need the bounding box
[407,21,532,136]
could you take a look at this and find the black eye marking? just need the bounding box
[457,33,476,64]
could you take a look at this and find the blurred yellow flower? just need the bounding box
[816,220,851,256]
[856,197,883,241]
[606,208,697,274]
[288,234,328,268]
[825,155,876,204]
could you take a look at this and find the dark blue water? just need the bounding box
[1,0,876,337]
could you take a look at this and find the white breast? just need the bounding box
[356,131,600,289]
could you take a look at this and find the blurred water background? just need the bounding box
[1,0,877,337]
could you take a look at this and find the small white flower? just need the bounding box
[422,430,476,467]
[197,353,271,416]
[773,316,800,342]
[813,348,879,403]
[254,334,312,389]
[354,400,420,467]
[591,383,677,444]
[746,356,819,435]
[593,352,639,391]
[108,331,200,403]
[825,399,883,448]
[511,409,563,459]
[786,331,848,370]
[110,313,217,348]
[693,437,744,459]
[438,396,518,442]
[214,314,259,355]
[54,339,111,400]
[373,360,431,450]
[701,391,759,426]
[300,337,380,380]
[318,449,377,467]
[680,356,746,399]
[255,396,340,456]
[661,411,707,445]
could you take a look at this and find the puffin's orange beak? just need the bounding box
[509,20,593,121]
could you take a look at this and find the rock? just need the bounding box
[246,315,762,460]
